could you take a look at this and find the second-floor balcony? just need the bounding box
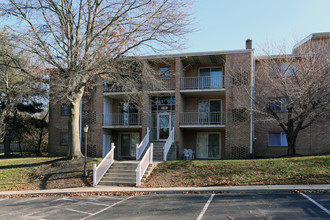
[180,76,225,90]
[149,78,175,91]
[104,78,175,94]
[180,112,226,126]
[103,113,141,127]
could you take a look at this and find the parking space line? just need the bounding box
[300,193,330,216]
[196,194,215,220]
[81,196,134,220]
[0,199,7,202]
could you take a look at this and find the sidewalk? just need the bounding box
[1,184,329,196]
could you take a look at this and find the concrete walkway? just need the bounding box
[0,184,329,196]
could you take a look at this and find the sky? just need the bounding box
[181,0,330,55]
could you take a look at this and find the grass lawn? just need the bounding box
[143,155,330,187]
[0,156,102,191]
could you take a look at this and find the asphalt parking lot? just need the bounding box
[0,193,329,219]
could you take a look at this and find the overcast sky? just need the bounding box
[181,0,330,55]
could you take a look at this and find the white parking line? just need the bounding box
[81,196,134,220]
[300,193,330,216]
[0,199,7,202]
[196,194,215,220]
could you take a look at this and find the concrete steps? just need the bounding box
[151,141,165,161]
[98,161,154,186]
[98,162,138,186]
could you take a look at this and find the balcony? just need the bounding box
[180,112,226,128]
[103,113,142,128]
[148,78,175,93]
[180,76,225,90]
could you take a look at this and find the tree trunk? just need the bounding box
[36,127,43,156]
[3,132,11,157]
[67,91,84,159]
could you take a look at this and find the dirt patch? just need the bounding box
[34,158,95,190]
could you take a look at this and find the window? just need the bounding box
[268,132,288,146]
[159,66,171,78]
[61,104,69,116]
[118,103,139,125]
[269,62,295,77]
[199,67,223,89]
[268,98,288,112]
[197,133,221,159]
[198,100,222,124]
[60,132,69,145]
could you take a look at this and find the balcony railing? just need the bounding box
[180,112,226,125]
[103,113,141,126]
[104,78,174,93]
[180,76,225,90]
[103,83,142,93]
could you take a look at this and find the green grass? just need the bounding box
[144,155,330,187]
[0,157,60,190]
[0,156,103,191]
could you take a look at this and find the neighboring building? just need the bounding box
[48,33,330,159]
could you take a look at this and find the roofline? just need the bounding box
[137,49,254,59]
[293,32,330,50]
[255,54,301,61]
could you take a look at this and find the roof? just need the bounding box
[293,32,330,50]
[138,49,254,60]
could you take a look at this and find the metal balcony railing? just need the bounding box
[180,112,226,125]
[180,76,225,90]
[103,113,141,126]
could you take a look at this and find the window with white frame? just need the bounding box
[159,66,171,78]
[268,132,288,146]
[269,62,295,77]
[199,67,223,89]
[60,132,69,145]
[268,97,288,112]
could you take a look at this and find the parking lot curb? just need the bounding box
[0,185,329,197]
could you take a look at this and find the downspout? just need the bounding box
[249,50,255,156]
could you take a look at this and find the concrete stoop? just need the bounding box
[98,161,156,186]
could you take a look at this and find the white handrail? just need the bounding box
[136,128,150,160]
[163,127,174,161]
[136,143,153,187]
[93,143,115,186]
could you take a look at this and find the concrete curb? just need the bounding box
[0,185,329,196]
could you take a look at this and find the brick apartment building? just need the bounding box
[48,32,330,160]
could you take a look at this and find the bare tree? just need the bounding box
[0,0,193,158]
[0,31,46,157]
[252,40,330,156]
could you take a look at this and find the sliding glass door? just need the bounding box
[197,133,221,159]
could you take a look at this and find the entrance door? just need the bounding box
[119,133,139,157]
[157,113,171,140]
[197,133,221,159]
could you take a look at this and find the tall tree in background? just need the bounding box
[0,0,193,158]
[253,41,330,155]
[0,31,46,156]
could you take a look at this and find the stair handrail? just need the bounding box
[136,143,153,187]
[93,143,115,186]
[163,127,174,161]
[136,128,150,160]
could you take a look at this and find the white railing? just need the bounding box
[180,76,225,90]
[103,113,141,126]
[136,128,150,160]
[180,112,226,125]
[136,143,153,187]
[93,143,115,186]
[163,127,174,161]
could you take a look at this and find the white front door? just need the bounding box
[157,113,171,140]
